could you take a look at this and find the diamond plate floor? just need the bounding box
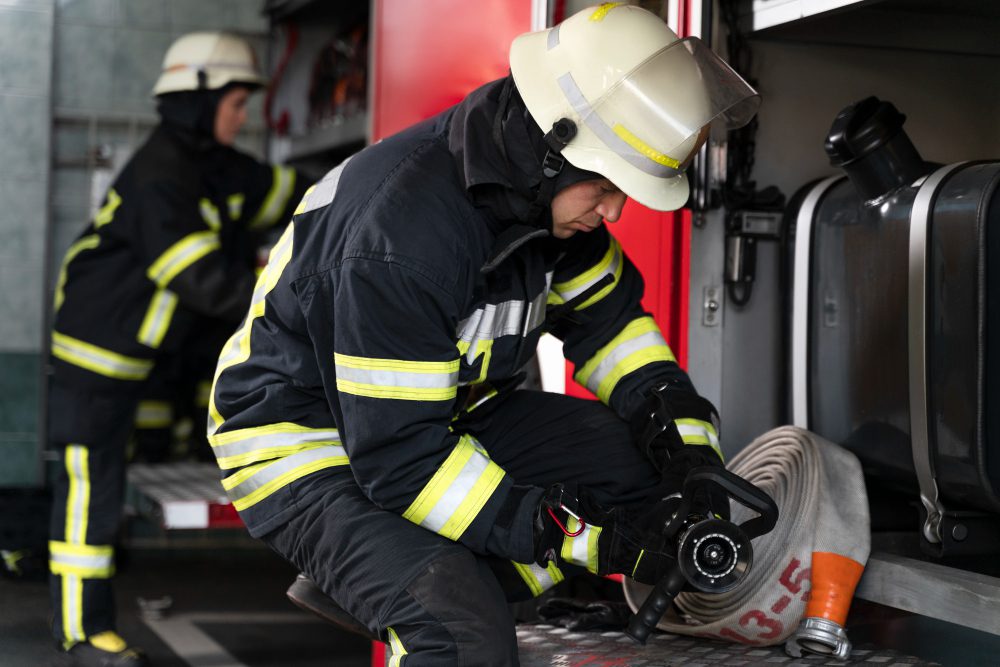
[516,624,939,667]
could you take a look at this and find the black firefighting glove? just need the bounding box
[532,485,677,585]
[632,384,728,520]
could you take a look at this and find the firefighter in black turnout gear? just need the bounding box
[48,32,307,667]
[210,5,760,664]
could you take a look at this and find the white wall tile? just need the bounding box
[0,8,53,94]
[54,23,114,108]
[0,94,50,181]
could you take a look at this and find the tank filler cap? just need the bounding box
[824,96,906,167]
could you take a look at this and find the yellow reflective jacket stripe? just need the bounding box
[513,561,565,597]
[401,434,505,541]
[334,354,459,401]
[52,332,153,381]
[208,422,342,470]
[209,223,294,434]
[560,518,602,574]
[54,235,100,312]
[93,188,122,229]
[249,165,296,230]
[199,198,222,231]
[551,237,623,310]
[574,316,676,402]
[136,289,178,349]
[387,627,407,665]
[222,445,349,510]
[147,230,221,288]
[135,400,173,429]
[227,193,245,220]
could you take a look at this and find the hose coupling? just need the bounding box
[785,616,852,660]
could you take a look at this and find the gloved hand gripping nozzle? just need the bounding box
[625,466,779,644]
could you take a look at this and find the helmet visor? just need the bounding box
[559,37,760,178]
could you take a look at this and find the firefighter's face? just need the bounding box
[550,179,627,239]
[214,87,250,146]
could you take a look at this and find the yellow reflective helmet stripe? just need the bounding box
[249,165,296,230]
[52,332,153,381]
[93,188,122,229]
[560,517,602,574]
[147,230,221,288]
[613,124,682,169]
[513,561,565,597]
[675,417,722,460]
[208,422,342,470]
[54,235,100,312]
[209,222,294,434]
[135,400,173,429]
[222,445,349,510]
[574,316,675,402]
[199,198,221,231]
[590,2,625,21]
[551,238,623,310]
[402,435,505,541]
[136,289,178,349]
[335,354,459,401]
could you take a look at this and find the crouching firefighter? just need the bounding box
[47,32,307,667]
[208,4,760,665]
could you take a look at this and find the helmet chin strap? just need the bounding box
[524,118,579,223]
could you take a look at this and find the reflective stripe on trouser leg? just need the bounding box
[49,431,130,642]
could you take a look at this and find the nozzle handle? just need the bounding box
[625,564,687,644]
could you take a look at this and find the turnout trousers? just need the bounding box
[48,381,140,645]
[263,390,661,666]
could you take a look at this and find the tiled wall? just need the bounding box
[0,0,54,486]
[0,0,269,487]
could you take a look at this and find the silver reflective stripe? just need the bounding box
[52,332,153,380]
[223,445,347,501]
[297,157,352,215]
[547,23,560,49]
[418,444,494,534]
[583,330,666,394]
[456,280,551,362]
[50,550,113,571]
[557,72,678,179]
[66,446,87,544]
[66,575,83,640]
[212,428,341,462]
[148,231,220,287]
[675,421,720,450]
[251,166,295,229]
[554,245,621,303]
[200,198,221,231]
[525,562,559,592]
[137,289,178,348]
[566,524,597,567]
[335,365,457,390]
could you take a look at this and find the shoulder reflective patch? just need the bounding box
[146,230,221,288]
[551,238,622,310]
[560,518,602,574]
[221,445,348,511]
[54,235,100,312]
[402,434,505,541]
[136,289,178,349]
[294,156,353,216]
[199,198,221,231]
[208,223,295,434]
[52,332,153,381]
[335,353,459,401]
[208,422,342,470]
[93,188,121,229]
[573,316,676,402]
[250,165,296,230]
[513,561,565,597]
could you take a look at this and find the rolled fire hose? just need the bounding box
[623,425,870,659]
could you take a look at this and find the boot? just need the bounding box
[63,631,148,667]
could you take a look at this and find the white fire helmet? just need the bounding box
[152,31,266,97]
[510,3,760,211]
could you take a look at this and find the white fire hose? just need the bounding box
[623,425,870,659]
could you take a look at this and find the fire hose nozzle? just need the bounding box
[785,617,852,660]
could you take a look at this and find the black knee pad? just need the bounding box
[404,550,518,666]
